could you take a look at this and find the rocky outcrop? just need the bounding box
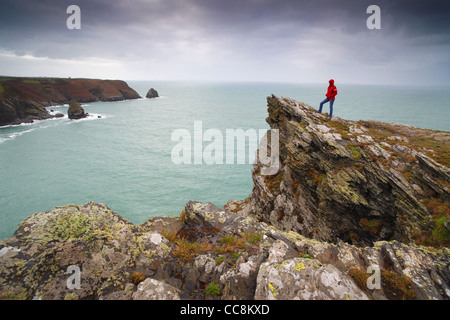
[67,100,87,120]
[0,201,448,300]
[146,88,159,99]
[239,95,450,248]
[0,77,141,126]
[0,93,58,126]
[0,95,448,300]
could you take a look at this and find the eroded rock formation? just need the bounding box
[0,95,448,300]
[146,88,159,99]
[67,100,87,120]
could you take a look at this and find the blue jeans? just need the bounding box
[319,99,334,118]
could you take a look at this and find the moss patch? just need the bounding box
[205,281,221,296]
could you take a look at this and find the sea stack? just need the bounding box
[146,88,159,99]
[67,100,87,120]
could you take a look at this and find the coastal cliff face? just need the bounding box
[0,95,56,126]
[0,95,448,300]
[241,95,450,248]
[0,77,141,126]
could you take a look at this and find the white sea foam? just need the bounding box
[48,110,66,117]
[65,113,110,123]
[0,122,35,129]
[0,114,70,144]
[45,104,68,109]
[0,127,37,144]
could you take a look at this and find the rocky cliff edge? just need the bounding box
[0,95,449,300]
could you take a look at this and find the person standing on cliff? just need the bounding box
[318,79,338,118]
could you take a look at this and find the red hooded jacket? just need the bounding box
[326,79,338,100]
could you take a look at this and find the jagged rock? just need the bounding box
[67,100,87,120]
[240,95,450,247]
[132,278,181,300]
[255,257,369,300]
[0,201,449,300]
[146,88,159,99]
[0,94,449,300]
[0,95,55,126]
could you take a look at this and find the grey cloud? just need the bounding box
[0,0,449,84]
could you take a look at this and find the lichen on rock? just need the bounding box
[0,95,449,300]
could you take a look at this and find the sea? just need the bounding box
[0,81,449,240]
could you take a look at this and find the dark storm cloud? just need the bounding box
[0,0,449,84]
[1,0,448,49]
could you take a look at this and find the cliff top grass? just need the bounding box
[279,96,449,170]
[313,113,449,169]
[357,120,450,168]
[271,95,450,248]
[0,76,141,105]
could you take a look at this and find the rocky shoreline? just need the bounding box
[0,77,141,126]
[0,95,448,300]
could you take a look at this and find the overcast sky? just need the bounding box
[0,0,449,85]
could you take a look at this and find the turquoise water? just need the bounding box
[1,81,449,240]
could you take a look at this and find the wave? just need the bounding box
[0,122,36,129]
[0,113,108,144]
[70,113,111,122]
[0,127,37,144]
[45,104,69,109]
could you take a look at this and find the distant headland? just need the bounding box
[0,77,141,126]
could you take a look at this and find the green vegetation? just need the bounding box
[205,281,221,296]
[327,120,349,133]
[0,83,4,93]
[163,228,263,266]
[325,120,352,139]
[350,146,362,159]
[22,79,41,84]
[432,217,450,242]
[216,256,226,265]
[358,120,450,168]
[344,144,363,159]
[43,213,95,243]
[170,236,213,263]
[214,234,262,265]
[413,198,450,248]
[0,289,29,300]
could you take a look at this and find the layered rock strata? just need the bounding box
[0,201,448,300]
[0,95,448,300]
